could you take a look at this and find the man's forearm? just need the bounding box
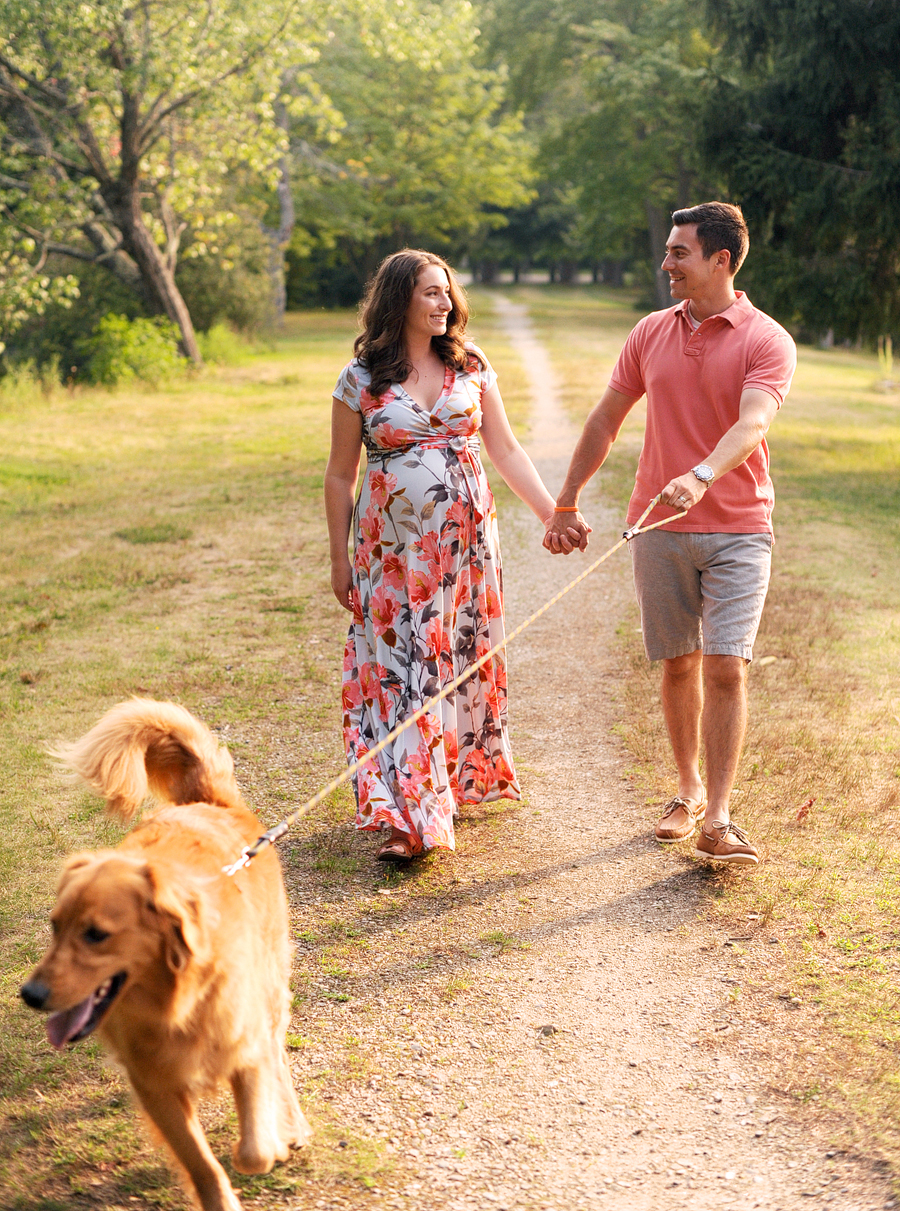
[706,419,768,480]
[554,428,614,506]
[706,390,779,480]
[555,387,638,506]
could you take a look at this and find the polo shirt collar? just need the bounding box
[675,291,753,330]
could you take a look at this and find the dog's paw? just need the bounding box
[232,1142,277,1175]
[287,1115,313,1149]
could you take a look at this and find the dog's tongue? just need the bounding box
[46,994,95,1050]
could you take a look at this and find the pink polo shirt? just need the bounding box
[609,292,796,534]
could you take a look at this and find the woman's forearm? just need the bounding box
[324,472,356,564]
[489,444,557,524]
[325,397,364,568]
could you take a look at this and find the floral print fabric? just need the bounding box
[333,346,520,852]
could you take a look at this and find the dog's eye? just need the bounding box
[83,926,110,945]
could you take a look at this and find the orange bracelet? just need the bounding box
[554,506,580,512]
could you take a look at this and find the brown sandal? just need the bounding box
[376,826,416,862]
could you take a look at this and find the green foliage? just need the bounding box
[85,315,187,387]
[482,0,719,296]
[702,0,900,342]
[0,358,59,406]
[0,233,79,352]
[196,323,247,366]
[5,262,148,380]
[177,233,277,335]
[286,0,534,304]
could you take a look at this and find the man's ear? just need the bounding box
[143,866,206,973]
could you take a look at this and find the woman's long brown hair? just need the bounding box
[354,249,483,399]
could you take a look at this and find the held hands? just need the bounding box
[659,473,708,512]
[542,509,592,556]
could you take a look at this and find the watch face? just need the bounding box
[693,464,714,482]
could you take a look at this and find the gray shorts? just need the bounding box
[630,531,773,662]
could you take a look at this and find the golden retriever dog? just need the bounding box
[20,700,312,1211]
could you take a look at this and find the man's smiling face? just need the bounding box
[661,223,725,301]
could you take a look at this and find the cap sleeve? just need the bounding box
[465,343,498,392]
[333,361,362,413]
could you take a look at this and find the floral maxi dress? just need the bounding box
[333,347,521,852]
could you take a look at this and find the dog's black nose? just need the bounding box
[20,979,51,1010]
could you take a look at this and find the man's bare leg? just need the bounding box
[700,654,748,827]
[654,650,706,841]
[660,650,705,805]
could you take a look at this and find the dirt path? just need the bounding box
[289,299,892,1211]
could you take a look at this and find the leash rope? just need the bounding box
[223,494,685,876]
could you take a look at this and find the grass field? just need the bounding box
[1,288,899,1204]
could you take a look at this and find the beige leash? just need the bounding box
[223,495,684,876]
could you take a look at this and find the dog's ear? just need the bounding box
[57,852,99,889]
[143,866,207,973]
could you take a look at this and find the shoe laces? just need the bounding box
[709,820,749,843]
[660,796,691,820]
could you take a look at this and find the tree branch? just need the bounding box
[0,51,69,107]
[138,6,298,151]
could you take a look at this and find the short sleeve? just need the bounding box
[742,330,797,408]
[333,361,361,413]
[465,343,498,392]
[608,317,648,400]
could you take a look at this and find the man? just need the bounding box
[546,202,796,865]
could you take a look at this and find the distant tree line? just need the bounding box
[1,0,897,376]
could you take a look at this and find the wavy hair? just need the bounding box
[354,249,481,398]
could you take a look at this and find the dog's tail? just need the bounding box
[53,699,242,822]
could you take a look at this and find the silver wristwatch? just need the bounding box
[691,463,715,484]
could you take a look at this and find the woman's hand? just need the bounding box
[542,509,592,555]
[331,558,354,611]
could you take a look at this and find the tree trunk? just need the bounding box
[646,200,675,310]
[558,259,578,284]
[106,185,201,363]
[264,90,295,323]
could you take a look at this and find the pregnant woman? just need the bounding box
[325,249,570,861]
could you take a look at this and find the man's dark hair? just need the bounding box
[671,202,749,275]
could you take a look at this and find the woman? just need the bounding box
[325,250,565,861]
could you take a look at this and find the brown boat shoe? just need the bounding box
[694,820,759,866]
[654,795,706,843]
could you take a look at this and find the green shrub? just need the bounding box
[86,314,186,386]
[196,322,245,365]
[177,244,276,334]
[0,357,61,406]
[7,260,147,380]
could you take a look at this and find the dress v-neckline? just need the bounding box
[398,365,454,414]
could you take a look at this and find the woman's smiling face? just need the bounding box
[404,264,453,342]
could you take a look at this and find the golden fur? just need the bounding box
[21,700,311,1211]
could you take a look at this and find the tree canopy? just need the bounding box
[482,0,719,305]
[2,0,897,365]
[285,0,533,304]
[703,0,900,341]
